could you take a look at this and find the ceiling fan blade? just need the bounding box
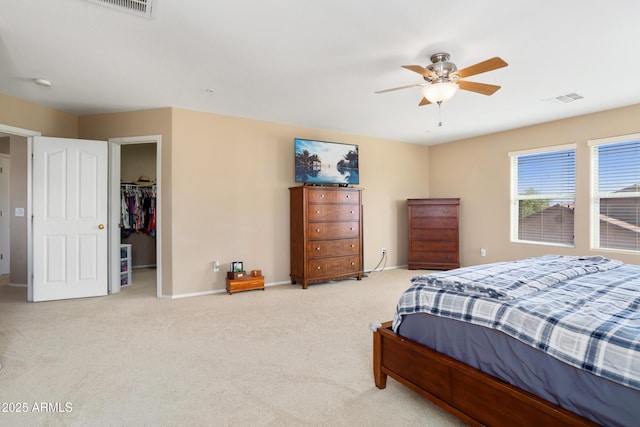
[456,57,508,79]
[374,83,421,94]
[402,65,435,79]
[418,97,431,106]
[458,80,501,96]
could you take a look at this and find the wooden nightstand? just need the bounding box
[226,276,265,295]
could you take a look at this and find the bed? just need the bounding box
[372,255,640,426]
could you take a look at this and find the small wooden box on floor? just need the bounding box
[226,276,264,295]
[407,198,460,270]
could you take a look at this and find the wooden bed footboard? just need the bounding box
[372,322,599,427]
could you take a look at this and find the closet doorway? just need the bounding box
[109,135,162,298]
[0,125,163,300]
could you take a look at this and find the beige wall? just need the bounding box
[167,108,429,294]
[5,90,636,296]
[429,103,640,267]
[0,137,8,154]
[121,143,157,183]
[0,93,78,138]
[81,107,429,295]
[1,96,429,296]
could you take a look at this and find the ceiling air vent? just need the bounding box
[542,92,585,105]
[84,0,154,19]
[555,92,584,103]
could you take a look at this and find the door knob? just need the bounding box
[98,224,105,230]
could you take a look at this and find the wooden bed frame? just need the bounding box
[372,321,599,427]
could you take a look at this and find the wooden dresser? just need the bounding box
[289,186,363,289]
[408,198,460,270]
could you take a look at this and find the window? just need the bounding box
[509,144,576,246]
[589,134,640,252]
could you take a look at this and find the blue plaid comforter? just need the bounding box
[392,255,640,390]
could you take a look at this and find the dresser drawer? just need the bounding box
[308,222,359,240]
[308,255,360,278]
[308,189,360,204]
[308,204,360,222]
[412,240,458,252]
[307,239,359,258]
[411,218,458,230]
[410,205,458,218]
[411,251,458,264]
[411,228,458,241]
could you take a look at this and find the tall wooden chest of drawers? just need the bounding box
[290,186,363,289]
[408,198,460,270]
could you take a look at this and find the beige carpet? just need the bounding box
[0,268,464,427]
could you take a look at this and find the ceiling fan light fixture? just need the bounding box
[422,82,458,103]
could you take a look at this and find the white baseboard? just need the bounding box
[163,270,406,299]
[9,283,28,288]
[166,279,290,299]
[364,264,407,273]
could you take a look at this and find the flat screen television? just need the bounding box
[294,138,359,185]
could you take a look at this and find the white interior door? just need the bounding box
[32,136,108,301]
[0,154,9,275]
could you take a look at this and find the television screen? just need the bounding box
[294,138,359,185]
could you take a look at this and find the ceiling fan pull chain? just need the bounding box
[437,101,443,127]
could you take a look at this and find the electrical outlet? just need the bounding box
[381,248,387,256]
[480,248,486,257]
[213,260,220,272]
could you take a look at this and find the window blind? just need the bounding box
[591,138,640,252]
[510,147,575,246]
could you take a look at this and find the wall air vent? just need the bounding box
[84,0,154,19]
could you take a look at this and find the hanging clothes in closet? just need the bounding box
[120,184,156,238]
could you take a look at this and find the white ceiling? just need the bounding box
[1,1,640,146]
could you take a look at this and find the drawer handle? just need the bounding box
[351,262,355,266]
[320,194,325,198]
[317,266,321,270]
[350,227,353,230]
[346,195,350,198]
[316,247,321,251]
[316,210,321,214]
[351,244,355,248]
[350,210,354,214]
[316,229,321,233]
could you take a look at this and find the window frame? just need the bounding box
[509,143,576,247]
[588,132,640,254]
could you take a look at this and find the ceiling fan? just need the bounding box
[376,52,508,106]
